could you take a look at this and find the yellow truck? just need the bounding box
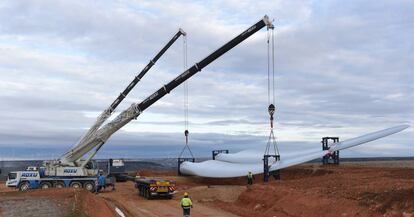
[134,177,176,199]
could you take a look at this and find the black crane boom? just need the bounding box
[67,16,274,165]
[110,28,186,111]
[138,16,272,112]
[60,29,186,163]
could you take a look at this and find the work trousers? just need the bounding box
[182,207,191,217]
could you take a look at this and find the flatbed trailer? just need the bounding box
[134,177,176,199]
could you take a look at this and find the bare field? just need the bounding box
[1,161,413,217]
[340,160,414,168]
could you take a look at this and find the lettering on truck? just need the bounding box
[64,169,77,173]
[21,173,38,177]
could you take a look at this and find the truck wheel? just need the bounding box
[139,187,144,196]
[54,182,65,188]
[19,182,30,192]
[40,182,52,189]
[84,182,95,192]
[146,188,152,199]
[70,181,82,189]
[143,188,147,198]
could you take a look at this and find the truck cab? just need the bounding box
[6,171,40,190]
[108,159,127,181]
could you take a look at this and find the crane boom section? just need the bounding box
[60,29,186,164]
[62,16,273,163]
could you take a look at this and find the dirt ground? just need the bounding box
[0,188,117,217]
[1,162,414,217]
[211,165,414,217]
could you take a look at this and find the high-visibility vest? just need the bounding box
[181,197,192,207]
[247,173,253,179]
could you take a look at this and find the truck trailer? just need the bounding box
[135,177,176,199]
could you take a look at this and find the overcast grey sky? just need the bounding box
[0,0,413,159]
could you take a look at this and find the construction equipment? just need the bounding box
[5,29,186,191]
[134,176,176,199]
[108,159,128,182]
[6,15,274,190]
[322,137,340,165]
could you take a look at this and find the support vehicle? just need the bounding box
[108,159,128,182]
[135,177,176,199]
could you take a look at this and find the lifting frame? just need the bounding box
[322,137,340,165]
[263,154,280,182]
[177,157,195,176]
[212,149,229,160]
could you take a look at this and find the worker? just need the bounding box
[247,171,254,185]
[110,176,116,191]
[180,192,193,217]
[105,175,116,191]
[97,172,106,193]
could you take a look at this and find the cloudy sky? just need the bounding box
[0,0,413,160]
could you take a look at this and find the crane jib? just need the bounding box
[60,29,186,163]
[138,17,268,112]
[109,30,186,111]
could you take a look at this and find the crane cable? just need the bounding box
[179,34,194,158]
[264,25,280,157]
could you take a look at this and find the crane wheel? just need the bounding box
[54,182,65,188]
[84,182,95,192]
[40,182,52,189]
[18,182,30,192]
[70,181,82,189]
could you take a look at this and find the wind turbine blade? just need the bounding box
[179,125,409,178]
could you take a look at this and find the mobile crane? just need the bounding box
[6,29,186,191]
[6,15,274,192]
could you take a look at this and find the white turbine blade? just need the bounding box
[329,124,409,152]
[215,124,409,164]
[180,124,409,178]
[180,160,263,177]
[215,148,321,164]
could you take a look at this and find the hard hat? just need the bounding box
[184,192,188,196]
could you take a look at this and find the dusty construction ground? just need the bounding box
[1,161,414,217]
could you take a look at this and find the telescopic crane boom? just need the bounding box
[64,16,274,167]
[59,29,186,165]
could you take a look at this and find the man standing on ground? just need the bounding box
[97,172,106,193]
[247,171,254,185]
[181,192,193,217]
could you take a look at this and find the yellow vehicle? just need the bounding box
[134,177,176,199]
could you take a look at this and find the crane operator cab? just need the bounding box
[84,160,97,170]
